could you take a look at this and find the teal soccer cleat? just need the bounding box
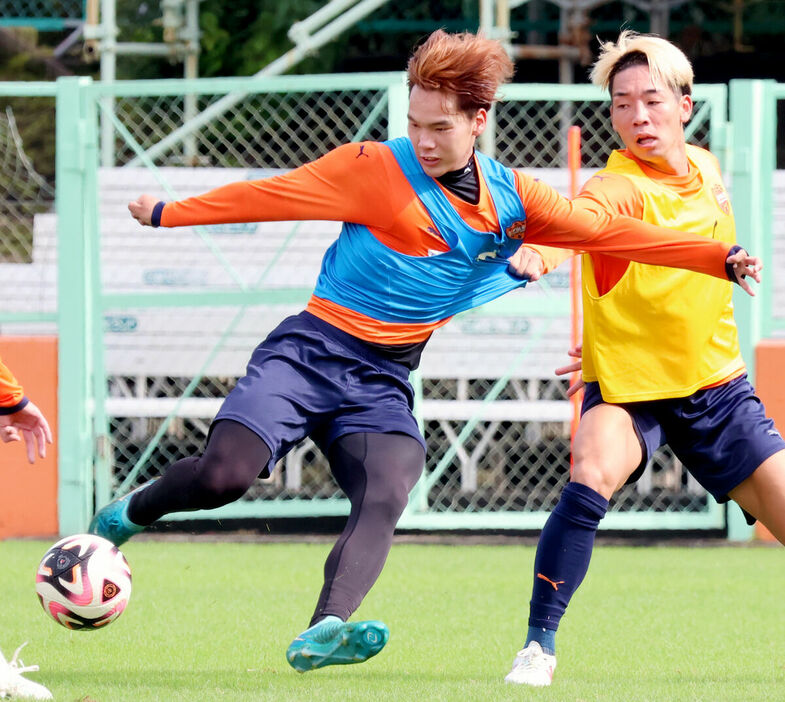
[286,616,389,672]
[88,480,157,546]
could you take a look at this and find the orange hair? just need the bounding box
[406,30,514,113]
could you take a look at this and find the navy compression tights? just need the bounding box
[128,419,425,624]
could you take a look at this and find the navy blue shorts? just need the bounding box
[581,375,785,501]
[214,311,426,477]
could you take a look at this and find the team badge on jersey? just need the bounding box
[712,183,730,215]
[505,220,527,239]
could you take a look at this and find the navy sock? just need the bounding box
[526,481,609,651]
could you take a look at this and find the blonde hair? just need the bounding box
[590,30,693,96]
[407,30,513,112]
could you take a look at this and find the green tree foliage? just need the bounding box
[114,0,353,79]
[198,1,349,77]
[113,0,471,79]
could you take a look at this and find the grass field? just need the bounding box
[1,538,783,701]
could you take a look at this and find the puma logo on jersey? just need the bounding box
[537,573,565,591]
[475,250,507,265]
[476,250,501,261]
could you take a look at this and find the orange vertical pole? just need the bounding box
[567,126,583,463]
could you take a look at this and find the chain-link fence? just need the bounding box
[0,106,54,263]
[113,89,391,168]
[107,84,716,171]
[0,0,82,27]
[0,87,57,343]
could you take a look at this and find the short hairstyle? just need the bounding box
[590,30,694,97]
[406,29,514,113]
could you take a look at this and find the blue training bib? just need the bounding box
[312,138,528,324]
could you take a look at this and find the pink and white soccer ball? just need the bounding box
[35,534,132,630]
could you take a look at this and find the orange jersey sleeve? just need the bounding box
[514,170,732,280]
[161,142,395,227]
[573,170,643,295]
[160,141,452,256]
[0,357,25,410]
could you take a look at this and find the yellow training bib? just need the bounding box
[581,145,744,402]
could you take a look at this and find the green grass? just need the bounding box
[1,539,784,701]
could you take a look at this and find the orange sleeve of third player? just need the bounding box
[513,171,732,280]
[0,357,25,409]
[160,142,402,229]
[514,171,641,275]
[572,172,644,295]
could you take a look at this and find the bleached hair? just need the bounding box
[590,30,694,96]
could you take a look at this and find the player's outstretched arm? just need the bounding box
[0,400,53,464]
[128,194,160,226]
[518,174,763,287]
[127,144,394,231]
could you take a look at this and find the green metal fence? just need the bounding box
[0,81,57,320]
[0,0,84,29]
[1,74,775,538]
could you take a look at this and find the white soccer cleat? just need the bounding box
[0,643,53,700]
[504,641,557,687]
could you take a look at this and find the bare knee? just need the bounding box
[571,454,620,499]
[571,405,641,500]
[729,450,785,545]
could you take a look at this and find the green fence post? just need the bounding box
[387,74,408,139]
[728,78,776,542]
[56,76,99,535]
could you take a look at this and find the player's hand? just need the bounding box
[0,400,53,464]
[727,248,762,297]
[507,245,545,281]
[128,194,160,227]
[555,344,584,398]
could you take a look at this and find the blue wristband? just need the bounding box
[724,244,743,283]
[0,396,29,415]
[151,201,165,228]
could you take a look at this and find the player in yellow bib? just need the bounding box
[505,31,785,687]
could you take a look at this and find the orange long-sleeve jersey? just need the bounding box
[0,356,26,412]
[159,140,738,345]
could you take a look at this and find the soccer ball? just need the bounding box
[35,534,132,630]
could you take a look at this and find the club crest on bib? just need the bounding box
[712,183,730,215]
[505,220,527,239]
